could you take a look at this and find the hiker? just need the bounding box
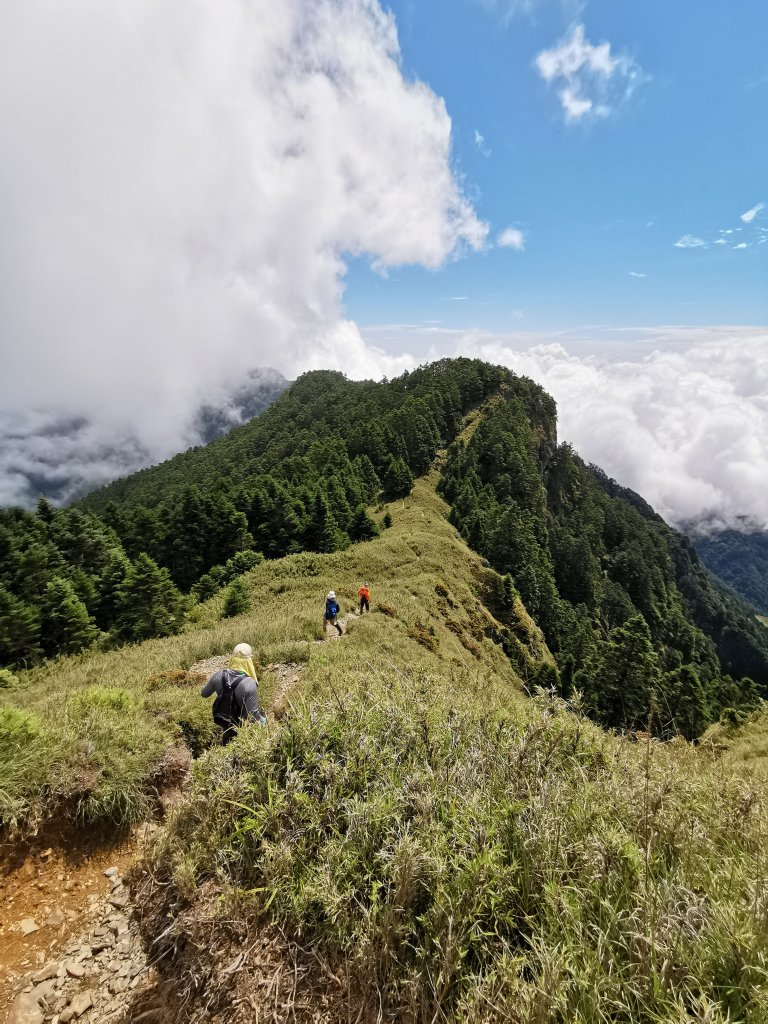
[357,581,371,615]
[324,591,343,636]
[201,642,266,744]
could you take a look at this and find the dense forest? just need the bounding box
[691,527,768,615]
[2,359,766,740]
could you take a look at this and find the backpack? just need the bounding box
[212,669,244,730]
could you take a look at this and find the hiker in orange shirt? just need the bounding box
[357,581,371,615]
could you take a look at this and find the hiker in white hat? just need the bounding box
[323,591,343,637]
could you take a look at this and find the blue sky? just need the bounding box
[345,0,768,349]
[2,0,766,522]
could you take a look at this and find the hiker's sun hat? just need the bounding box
[232,642,253,658]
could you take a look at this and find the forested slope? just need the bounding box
[691,527,768,615]
[2,359,766,741]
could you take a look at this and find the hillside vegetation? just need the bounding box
[2,360,766,744]
[692,527,768,616]
[1,406,767,1018]
[131,481,768,1023]
[0,477,545,832]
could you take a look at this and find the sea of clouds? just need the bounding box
[451,327,768,530]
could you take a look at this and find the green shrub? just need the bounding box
[68,686,140,715]
[0,707,41,753]
[0,668,19,689]
[222,579,252,618]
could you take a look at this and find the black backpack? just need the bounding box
[212,669,244,730]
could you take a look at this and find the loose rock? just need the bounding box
[20,918,39,935]
[7,990,43,1024]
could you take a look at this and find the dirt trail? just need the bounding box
[1,628,354,1021]
[0,829,157,1024]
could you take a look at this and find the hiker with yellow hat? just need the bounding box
[201,642,266,743]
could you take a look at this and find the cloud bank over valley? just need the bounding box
[449,327,768,531]
[0,0,483,505]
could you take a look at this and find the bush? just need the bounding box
[68,686,140,715]
[0,668,19,689]
[0,707,41,754]
[223,579,252,618]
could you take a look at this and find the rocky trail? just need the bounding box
[0,830,161,1024]
[0,643,324,1023]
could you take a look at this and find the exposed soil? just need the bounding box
[0,828,151,1022]
[1,650,314,1022]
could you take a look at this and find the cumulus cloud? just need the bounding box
[474,129,491,156]
[497,227,526,250]
[0,0,485,506]
[535,24,644,122]
[674,235,707,249]
[450,328,768,529]
[628,271,646,277]
[741,202,765,223]
[733,242,749,250]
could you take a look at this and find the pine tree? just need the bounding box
[664,664,709,739]
[589,615,661,730]
[0,585,41,667]
[382,511,393,529]
[223,578,252,618]
[41,577,99,658]
[383,458,413,500]
[349,505,379,542]
[97,550,132,630]
[115,553,185,642]
[305,493,343,553]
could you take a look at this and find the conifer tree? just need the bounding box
[115,553,185,642]
[223,578,252,618]
[349,505,379,542]
[383,457,413,500]
[0,585,41,667]
[97,550,132,630]
[382,511,393,529]
[305,492,343,553]
[41,577,99,658]
[589,614,661,730]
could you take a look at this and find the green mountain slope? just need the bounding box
[691,527,768,615]
[0,477,545,829]
[128,481,768,1023]
[2,359,766,742]
[3,472,768,1020]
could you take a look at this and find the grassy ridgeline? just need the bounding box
[0,478,536,831]
[136,484,768,1022]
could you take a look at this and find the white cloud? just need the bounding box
[475,0,539,22]
[628,271,646,277]
[474,129,491,156]
[497,227,526,250]
[674,235,707,248]
[733,242,749,249]
[535,24,644,122]
[741,202,765,223]
[451,328,768,529]
[0,0,486,505]
[713,239,727,245]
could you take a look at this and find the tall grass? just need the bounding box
[150,659,768,1022]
